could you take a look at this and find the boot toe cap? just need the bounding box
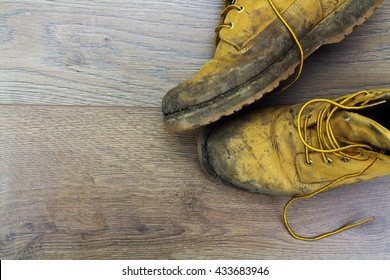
[200,123,265,193]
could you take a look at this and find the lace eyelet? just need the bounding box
[324,158,333,165]
[237,6,245,13]
[341,157,350,163]
[227,22,234,30]
[305,159,313,166]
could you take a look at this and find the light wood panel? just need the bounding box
[0,0,220,106]
[0,1,389,106]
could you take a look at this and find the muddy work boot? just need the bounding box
[199,89,390,240]
[162,0,383,132]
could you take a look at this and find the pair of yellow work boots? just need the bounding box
[162,0,389,241]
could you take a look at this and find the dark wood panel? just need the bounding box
[0,106,389,259]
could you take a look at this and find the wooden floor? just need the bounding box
[1,1,389,259]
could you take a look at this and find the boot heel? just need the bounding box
[319,0,384,45]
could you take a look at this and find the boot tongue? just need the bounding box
[330,110,390,151]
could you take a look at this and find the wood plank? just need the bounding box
[0,1,389,106]
[0,106,389,259]
[0,0,220,106]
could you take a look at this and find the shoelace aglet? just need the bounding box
[311,216,375,242]
[361,99,386,107]
[284,215,375,242]
[284,194,376,241]
[294,217,375,241]
[353,216,375,227]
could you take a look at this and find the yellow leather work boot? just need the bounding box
[162,0,384,133]
[199,88,390,240]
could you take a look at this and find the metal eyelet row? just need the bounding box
[225,5,245,31]
[305,156,352,167]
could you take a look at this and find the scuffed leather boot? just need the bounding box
[199,88,390,240]
[163,0,383,132]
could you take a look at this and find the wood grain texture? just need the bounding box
[0,1,389,106]
[1,106,389,259]
[0,0,390,259]
[0,0,220,106]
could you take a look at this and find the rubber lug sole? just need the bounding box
[164,0,383,133]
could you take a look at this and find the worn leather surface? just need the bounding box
[163,0,347,114]
[202,89,390,196]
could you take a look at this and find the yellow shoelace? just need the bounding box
[284,90,385,241]
[214,1,244,46]
[215,0,304,88]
